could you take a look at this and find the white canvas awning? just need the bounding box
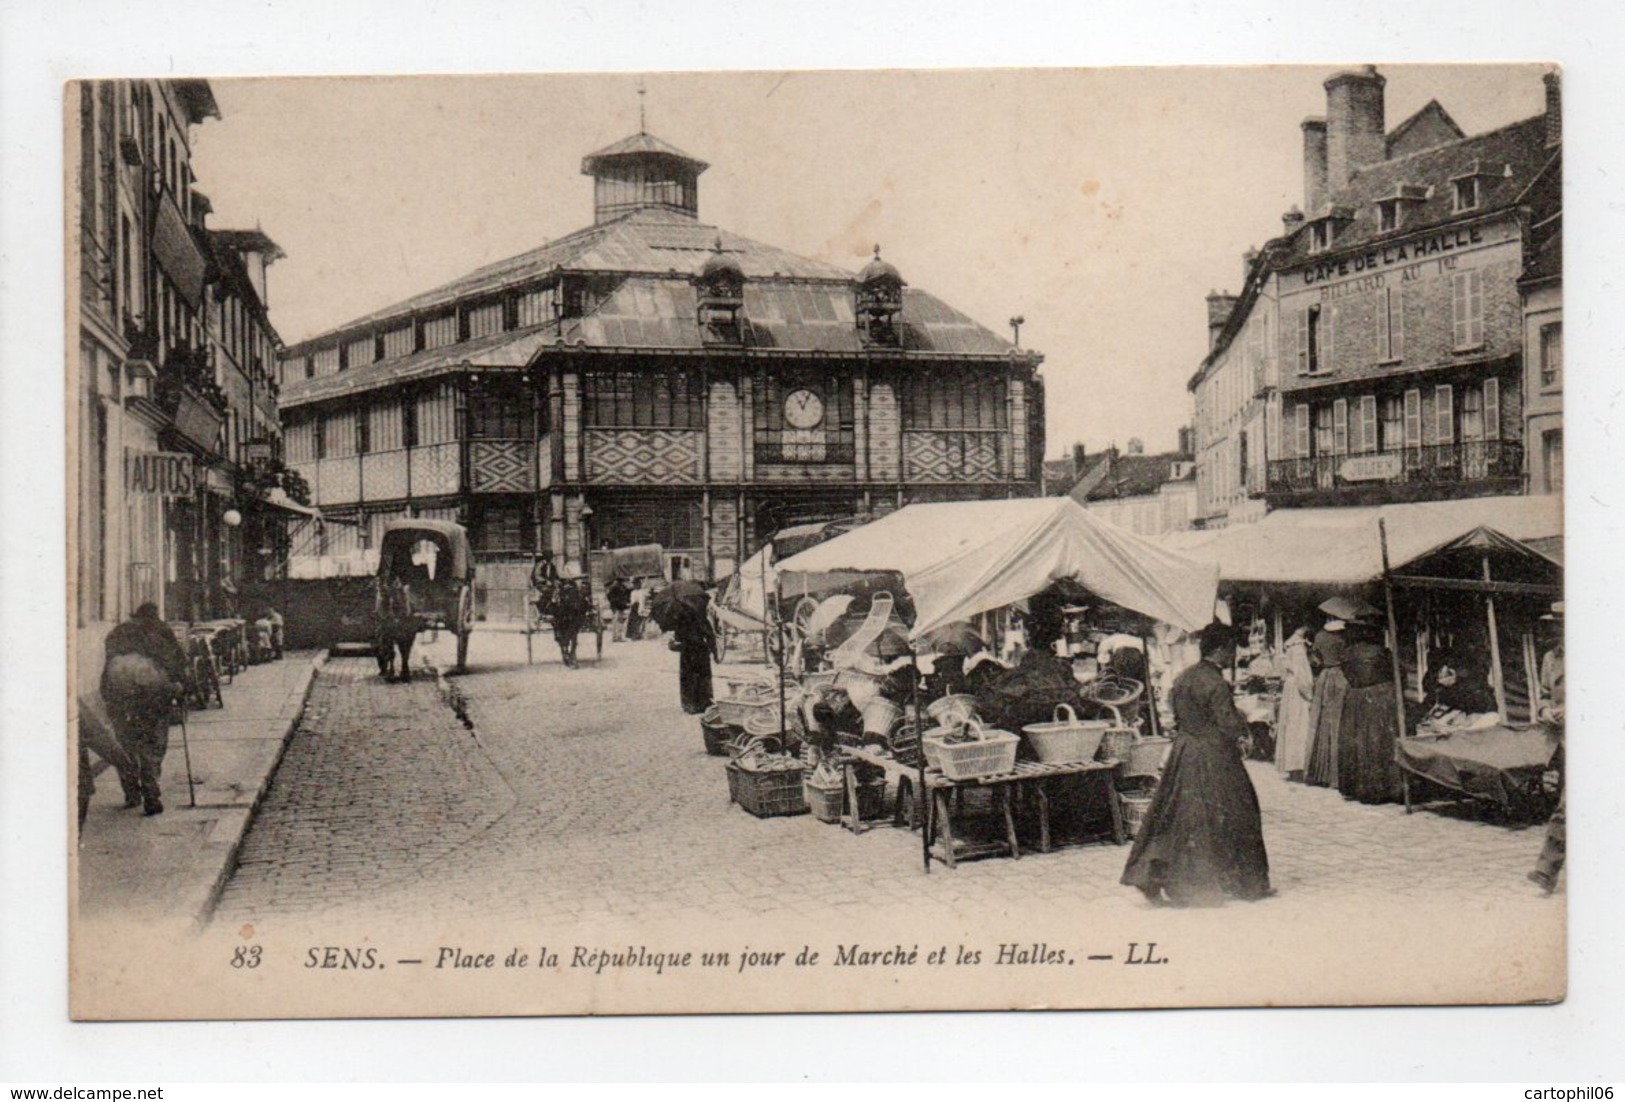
[1158,494,1563,585]
[776,497,1220,635]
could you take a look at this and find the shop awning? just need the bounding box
[260,488,323,519]
[777,497,1220,635]
[1159,494,1563,586]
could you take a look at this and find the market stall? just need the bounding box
[708,497,1219,870]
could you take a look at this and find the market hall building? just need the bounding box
[275,129,1045,594]
[1189,65,1562,527]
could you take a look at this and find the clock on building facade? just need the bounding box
[783,388,825,430]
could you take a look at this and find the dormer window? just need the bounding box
[855,245,905,347]
[1378,200,1400,233]
[1309,221,1333,253]
[694,237,746,345]
[1453,177,1479,212]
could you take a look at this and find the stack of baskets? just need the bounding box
[726,736,807,818]
[803,763,887,824]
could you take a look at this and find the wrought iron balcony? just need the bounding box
[1267,440,1524,497]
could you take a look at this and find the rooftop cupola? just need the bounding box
[855,244,905,345]
[581,131,708,224]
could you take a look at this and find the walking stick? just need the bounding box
[176,695,197,808]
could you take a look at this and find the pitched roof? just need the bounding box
[1070,452,1193,503]
[1385,99,1465,159]
[1280,113,1551,269]
[281,206,1025,401]
[282,326,553,408]
[581,131,709,172]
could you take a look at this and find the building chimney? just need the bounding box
[1302,117,1328,214]
[1072,442,1086,477]
[1282,206,1305,235]
[1206,289,1238,350]
[1242,246,1260,288]
[1544,69,1562,148]
[1177,425,1194,455]
[1127,437,1145,457]
[1324,66,1387,193]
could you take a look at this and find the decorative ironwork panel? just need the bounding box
[361,450,409,502]
[903,431,1005,482]
[469,439,536,493]
[584,429,704,484]
[410,442,461,496]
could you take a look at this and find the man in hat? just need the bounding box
[1530,601,1566,893]
[100,603,190,815]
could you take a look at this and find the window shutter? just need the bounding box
[1392,287,1406,360]
[1359,395,1378,453]
[1404,388,1421,447]
[1294,403,1310,459]
[1333,398,1349,455]
[1375,289,1390,361]
[1435,384,1454,445]
[1484,377,1500,441]
[1452,272,1468,348]
[1468,269,1484,347]
[1267,393,1282,464]
[1324,305,1336,372]
[1297,309,1310,374]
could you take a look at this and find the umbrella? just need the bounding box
[920,620,986,657]
[650,579,708,632]
[1318,595,1380,622]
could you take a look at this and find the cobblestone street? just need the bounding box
[215,630,1562,941]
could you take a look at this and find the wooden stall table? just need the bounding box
[1396,723,1559,819]
[841,746,1125,868]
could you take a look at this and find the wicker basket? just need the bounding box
[921,719,1019,780]
[804,776,887,824]
[727,761,808,818]
[715,691,783,729]
[1122,735,1173,779]
[701,708,738,756]
[1021,703,1112,765]
[925,693,980,728]
[1096,726,1138,764]
[1119,790,1155,839]
[861,697,903,739]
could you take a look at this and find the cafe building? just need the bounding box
[1191,66,1562,524]
[276,128,1045,590]
[75,77,288,676]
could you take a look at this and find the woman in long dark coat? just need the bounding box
[1336,622,1403,804]
[673,602,715,715]
[1121,624,1272,907]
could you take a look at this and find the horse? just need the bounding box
[550,579,592,669]
[376,576,420,682]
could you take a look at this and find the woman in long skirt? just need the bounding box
[1273,627,1314,779]
[1336,622,1403,804]
[1121,624,1271,907]
[1304,620,1348,788]
[673,603,715,715]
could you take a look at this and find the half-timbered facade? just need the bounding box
[278,130,1045,586]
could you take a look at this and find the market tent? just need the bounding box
[1161,494,1562,585]
[776,497,1219,636]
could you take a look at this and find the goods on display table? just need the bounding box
[696,500,1224,871]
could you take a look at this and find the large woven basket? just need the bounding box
[922,719,1019,780]
[861,697,903,739]
[1122,735,1173,779]
[1021,704,1111,764]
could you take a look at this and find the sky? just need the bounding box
[190,65,1547,460]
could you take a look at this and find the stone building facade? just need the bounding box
[74,79,286,683]
[1190,66,1562,524]
[276,129,1045,593]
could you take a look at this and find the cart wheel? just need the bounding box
[455,628,470,673]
